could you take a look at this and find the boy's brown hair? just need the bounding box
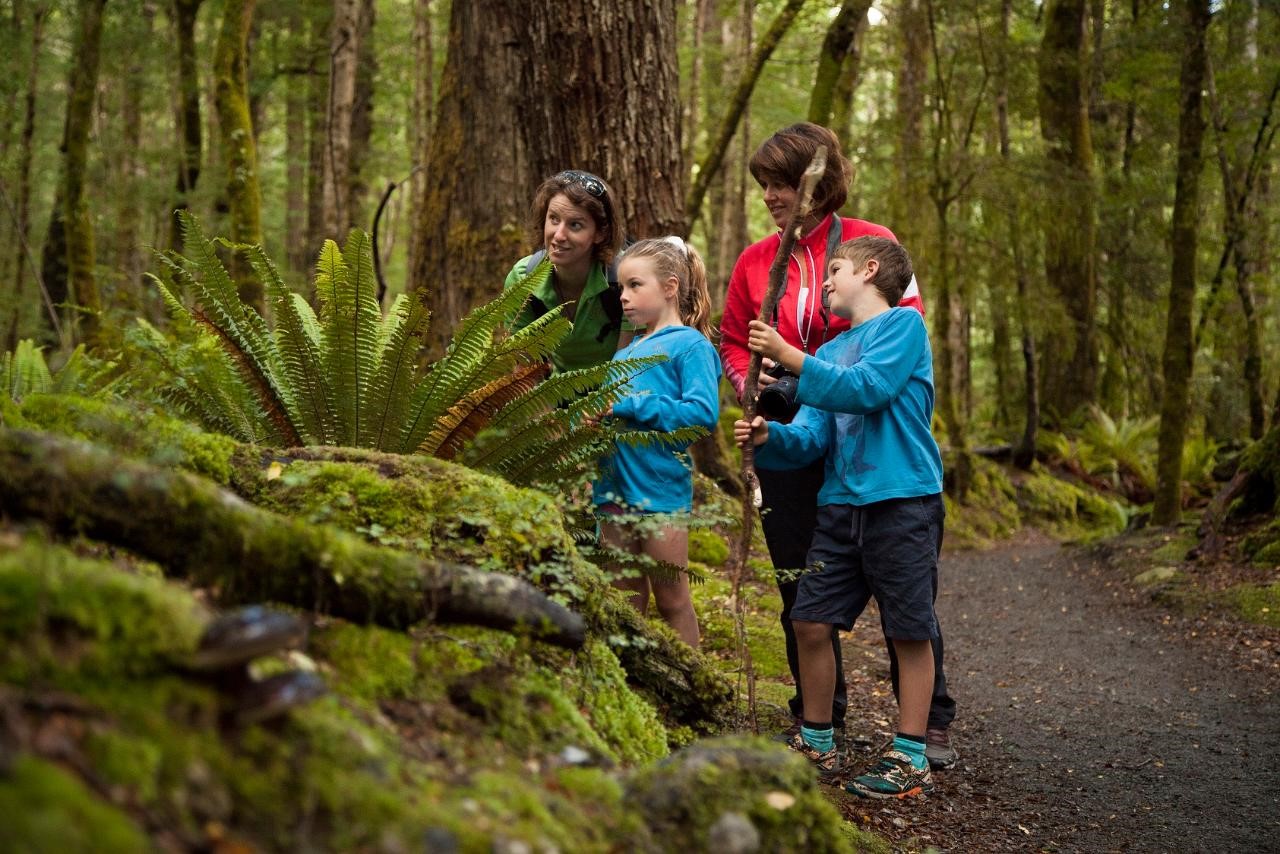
[832,236,913,306]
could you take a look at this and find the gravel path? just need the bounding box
[835,532,1280,852]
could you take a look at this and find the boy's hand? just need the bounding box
[747,320,806,375]
[734,415,769,448]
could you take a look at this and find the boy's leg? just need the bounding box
[601,518,651,616]
[758,463,848,730]
[642,522,699,648]
[847,495,944,800]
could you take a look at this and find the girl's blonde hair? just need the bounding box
[619,237,715,339]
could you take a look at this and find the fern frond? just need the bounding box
[343,230,385,445]
[3,340,52,402]
[421,361,551,460]
[315,239,358,443]
[397,261,552,453]
[581,544,707,586]
[363,294,431,451]
[191,306,302,446]
[244,243,332,444]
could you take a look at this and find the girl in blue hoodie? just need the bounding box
[593,237,720,647]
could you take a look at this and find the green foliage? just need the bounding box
[0,756,149,853]
[1,340,119,404]
[1078,406,1159,490]
[133,214,681,491]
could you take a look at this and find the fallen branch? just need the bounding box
[0,428,585,648]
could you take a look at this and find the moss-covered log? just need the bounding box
[0,428,584,648]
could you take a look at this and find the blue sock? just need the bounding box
[800,722,833,753]
[893,733,927,770]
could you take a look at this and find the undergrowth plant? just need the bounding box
[1,340,119,404]
[130,213,706,493]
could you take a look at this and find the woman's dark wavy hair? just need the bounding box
[748,123,852,219]
[527,171,625,265]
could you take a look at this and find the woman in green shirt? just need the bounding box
[504,170,635,371]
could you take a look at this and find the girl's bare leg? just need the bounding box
[643,523,699,648]
[602,519,651,615]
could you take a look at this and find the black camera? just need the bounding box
[758,364,801,420]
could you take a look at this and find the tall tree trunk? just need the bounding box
[115,3,154,312]
[830,12,868,169]
[681,0,709,181]
[409,0,527,355]
[169,0,204,254]
[1036,0,1097,420]
[62,0,108,348]
[322,0,359,239]
[305,2,331,265]
[214,0,264,311]
[1000,0,1037,468]
[1153,0,1210,525]
[807,0,872,127]
[8,2,47,350]
[284,2,309,273]
[892,0,928,251]
[346,0,375,232]
[517,1,684,237]
[406,0,433,285]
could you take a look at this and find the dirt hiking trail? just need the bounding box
[834,531,1280,852]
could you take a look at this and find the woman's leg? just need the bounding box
[602,519,651,615]
[642,523,699,648]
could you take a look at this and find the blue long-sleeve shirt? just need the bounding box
[756,307,943,506]
[593,325,720,512]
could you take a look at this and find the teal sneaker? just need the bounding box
[846,748,935,799]
[786,732,845,784]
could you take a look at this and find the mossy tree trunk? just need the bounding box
[806,0,872,128]
[0,428,587,648]
[62,0,107,349]
[214,0,265,312]
[8,2,47,350]
[405,0,433,288]
[169,0,204,255]
[409,0,528,355]
[322,0,359,239]
[1153,0,1210,525]
[1037,0,1097,420]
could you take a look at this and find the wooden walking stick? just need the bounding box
[728,146,827,731]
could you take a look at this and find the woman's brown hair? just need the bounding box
[527,170,626,265]
[748,123,853,219]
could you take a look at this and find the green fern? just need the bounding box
[2,340,118,404]
[134,218,682,495]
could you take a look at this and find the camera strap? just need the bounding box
[771,214,843,339]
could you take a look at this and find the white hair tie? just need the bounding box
[663,235,690,258]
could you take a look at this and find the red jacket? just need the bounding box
[719,213,924,399]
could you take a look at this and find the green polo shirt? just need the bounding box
[504,255,637,373]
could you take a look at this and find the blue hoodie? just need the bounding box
[593,325,720,513]
[756,307,943,506]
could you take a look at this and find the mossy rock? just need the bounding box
[0,756,149,853]
[1224,582,1280,628]
[944,457,1022,549]
[1235,426,1280,516]
[1017,464,1126,541]
[689,527,731,567]
[1241,518,1280,567]
[626,736,851,852]
[13,393,239,486]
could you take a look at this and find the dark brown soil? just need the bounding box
[830,530,1280,852]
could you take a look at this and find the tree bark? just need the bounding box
[0,428,586,648]
[346,0,376,232]
[214,0,265,311]
[515,0,685,238]
[408,0,527,355]
[284,2,309,273]
[1036,0,1097,420]
[406,0,433,285]
[892,0,928,250]
[62,0,108,348]
[168,0,204,255]
[305,1,331,269]
[115,3,154,312]
[1153,0,1210,524]
[807,0,872,127]
[8,2,47,351]
[322,0,359,239]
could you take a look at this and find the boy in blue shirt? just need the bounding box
[735,236,945,799]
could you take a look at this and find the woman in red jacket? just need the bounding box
[719,123,955,769]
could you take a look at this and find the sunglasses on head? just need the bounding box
[556,170,607,199]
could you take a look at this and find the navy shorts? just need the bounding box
[790,494,945,640]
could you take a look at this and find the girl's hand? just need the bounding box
[733,415,769,448]
[585,404,613,427]
[747,320,786,361]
